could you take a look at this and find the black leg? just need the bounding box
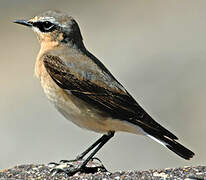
[60,132,112,164]
[54,131,115,176]
[80,131,114,169]
[76,132,114,160]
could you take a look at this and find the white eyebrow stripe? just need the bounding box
[39,16,56,23]
[37,17,68,28]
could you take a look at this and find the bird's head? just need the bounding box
[14,10,84,49]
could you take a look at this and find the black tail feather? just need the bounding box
[149,134,195,160]
[164,137,195,160]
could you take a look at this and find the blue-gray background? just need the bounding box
[0,0,205,171]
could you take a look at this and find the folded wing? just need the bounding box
[43,53,177,140]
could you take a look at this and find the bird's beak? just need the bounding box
[13,19,33,27]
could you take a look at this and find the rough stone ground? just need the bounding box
[0,163,205,180]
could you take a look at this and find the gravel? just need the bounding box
[0,164,205,180]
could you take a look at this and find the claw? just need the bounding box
[49,157,108,176]
[50,164,74,176]
[48,162,59,166]
[90,157,108,172]
[59,159,75,163]
[91,157,103,164]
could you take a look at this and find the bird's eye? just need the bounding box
[32,20,56,32]
[42,21,54,31]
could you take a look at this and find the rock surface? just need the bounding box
[0,164,205,180]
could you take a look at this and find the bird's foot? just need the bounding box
[48,157,81,166]
[49,157,107,176]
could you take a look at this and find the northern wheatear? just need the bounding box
[14,10,194,176]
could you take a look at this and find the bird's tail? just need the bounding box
[147,134,195,160]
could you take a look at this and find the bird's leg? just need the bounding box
[51,131,114,176]
[60,133,111,164]
[76,132,114,160]
[49,136,104,166]
[80,131,114,168]
[66,131,114,176]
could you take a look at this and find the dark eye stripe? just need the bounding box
[32,21,56,32]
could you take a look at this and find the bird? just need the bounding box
[14,10,194,176]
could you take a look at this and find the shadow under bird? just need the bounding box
[14,10,195,176]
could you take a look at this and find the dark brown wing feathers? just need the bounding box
[43,54,177,140]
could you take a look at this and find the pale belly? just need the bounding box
[39,72,144,135]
